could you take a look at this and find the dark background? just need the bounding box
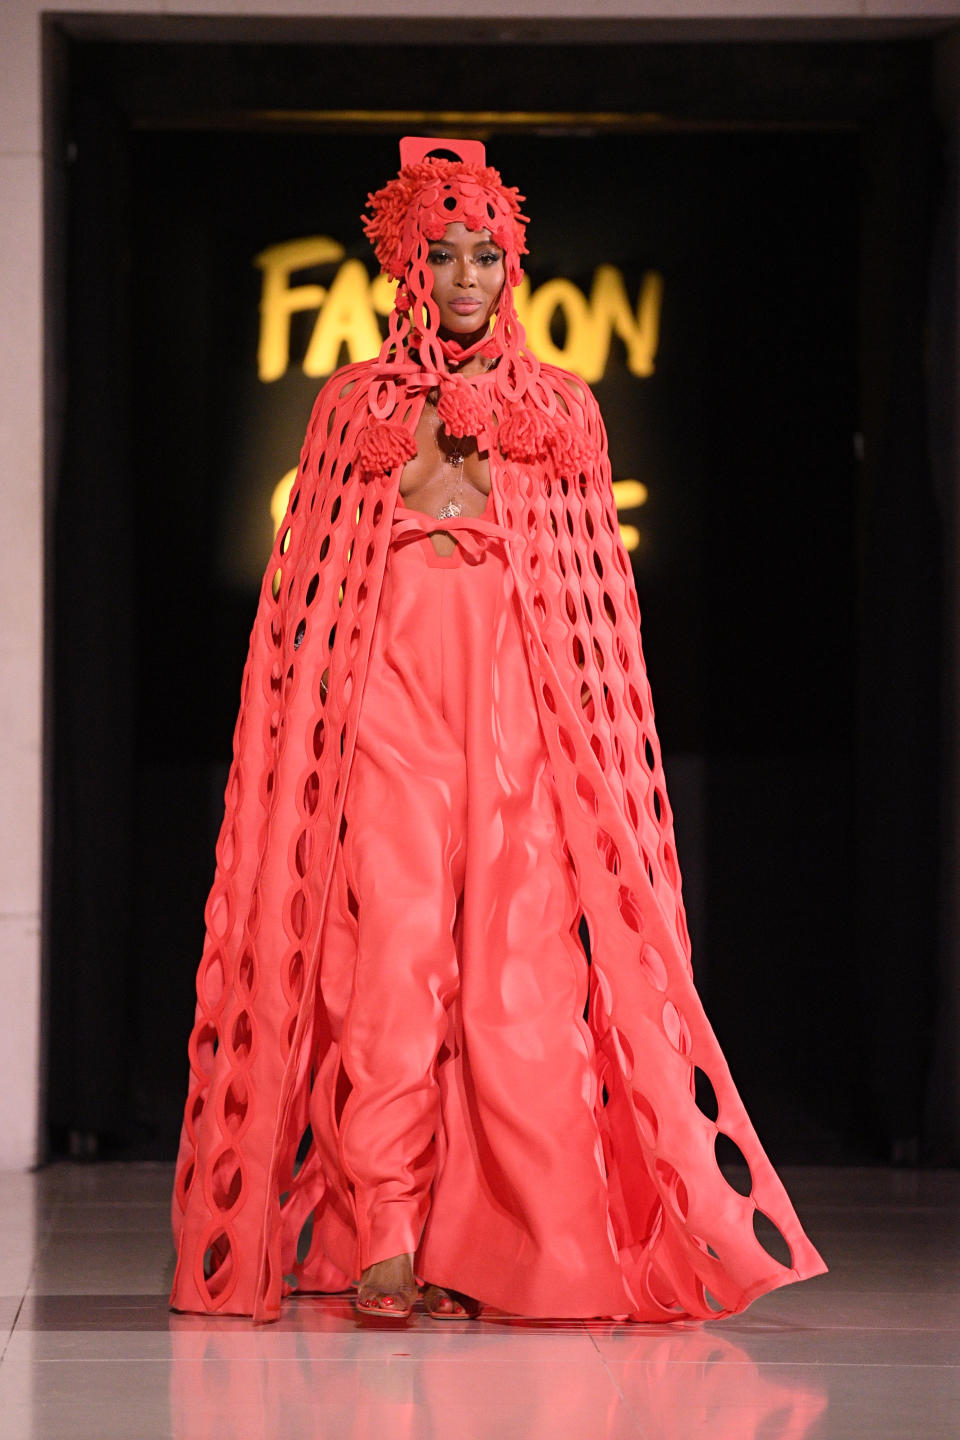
[46,32,943,1167]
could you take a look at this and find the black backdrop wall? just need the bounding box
[46,32,944,1165]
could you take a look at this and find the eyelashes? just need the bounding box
[428,249,503,266]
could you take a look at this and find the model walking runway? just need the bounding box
[169,136,826,1324]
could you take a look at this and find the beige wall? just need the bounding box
[1,0,958,1170]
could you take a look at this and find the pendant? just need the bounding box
[447,452,464,467]
[436,500,463,520]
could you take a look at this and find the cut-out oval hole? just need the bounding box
[296,1211,315,1265]
[557,726,576,762]
[202,1232,232,1283]
[295,1124,313,1168]
[596,827,621,874]
[694,1067,719,1123]
[576,774,599,817]
[231,1010,253,1060]
[647,1261,685,1313]
[661,999,692,1056]
[631,1090,659,1147]
[715,1132,753,1196]
[617,885,643,934]
[237,949,255,993]
[753,1209,793,1269]
[639,944,668,992]
[223,1077,249,1134]
[690,1233,721,1264]
[211,1148,243,1212]
[175,1161,195,1206]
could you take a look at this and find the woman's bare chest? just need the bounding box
[398,402,491,557]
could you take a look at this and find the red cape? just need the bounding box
[170,358,826,1321]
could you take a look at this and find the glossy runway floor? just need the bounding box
[0,1165,957,1439]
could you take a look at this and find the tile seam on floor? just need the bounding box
[0,1188,58,1367]
[0,1293,27,1367]
[584,1321,653,1434]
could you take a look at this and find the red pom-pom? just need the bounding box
[546,417,597,481]
[498,405,549,464]
[436,376,487,440]
[356,420,418,481]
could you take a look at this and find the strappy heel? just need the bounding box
[355,1283,420,1320]
[355,1254,419,1320]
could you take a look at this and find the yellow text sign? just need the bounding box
[255,237,662,385]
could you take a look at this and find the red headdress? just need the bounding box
[357,136,570,471]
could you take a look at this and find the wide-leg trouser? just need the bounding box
[311,503,632,1316]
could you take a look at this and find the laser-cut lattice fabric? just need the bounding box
[170,143,826,1322]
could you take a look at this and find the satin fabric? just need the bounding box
[309,496,633,1315]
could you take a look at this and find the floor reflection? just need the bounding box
[167,1305,828,1440]
[585,1325,829,1438]
[5,1165,959,1440]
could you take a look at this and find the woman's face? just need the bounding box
[425,222,505,336]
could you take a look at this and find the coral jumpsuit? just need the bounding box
[309,490,635,1317]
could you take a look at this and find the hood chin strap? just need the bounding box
[437,332,500,366]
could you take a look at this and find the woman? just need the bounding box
[170,137,826,1324]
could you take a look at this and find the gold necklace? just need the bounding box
[429,358,487,521]
[435,432,465,519]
